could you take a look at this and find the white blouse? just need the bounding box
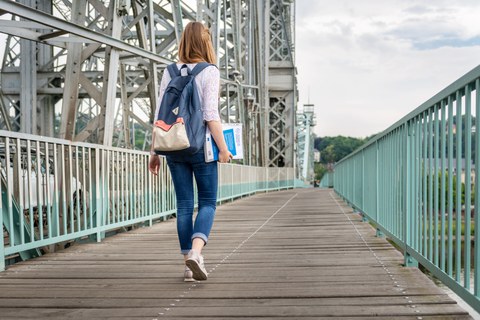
[154,63,221,122]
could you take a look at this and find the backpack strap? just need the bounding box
[166,63,180,78]
[190,62,215,77]
[166,62,215,78]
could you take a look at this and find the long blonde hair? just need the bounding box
[178,22,216,64]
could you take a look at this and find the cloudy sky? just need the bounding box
[295,0,480,138]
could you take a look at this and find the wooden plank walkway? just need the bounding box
[0,189,472,319]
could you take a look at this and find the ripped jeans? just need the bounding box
[166,149,218,255]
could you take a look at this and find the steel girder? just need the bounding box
[265,0,297,168]
[296,104,316,181]
[0,0,297,168]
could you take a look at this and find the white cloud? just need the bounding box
[296,0,480,138]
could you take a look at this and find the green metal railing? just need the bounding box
[319,172,334,188]
[1,130,295,271]
[334,65,480,313]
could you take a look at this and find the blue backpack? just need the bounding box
[152,62,212,155]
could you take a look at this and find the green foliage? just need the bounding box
[425,222,474,237]
[314,162,327,181]
[314,136,367,164]
[427,171,475,209]
[132,123,148,150]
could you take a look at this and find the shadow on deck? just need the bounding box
[0,189,472,319]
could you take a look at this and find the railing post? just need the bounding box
[474,78,480,297]
[404,122,411,265]
[362,149,365,212]
[277,169,280,190]
[266,167,269,193]
[0,194,5,271]
[361,211,368,222]
[147,155,153,227]
[231,164,234,200]
[376,228,384,238]
[404,252,419,267]
[352,156,355,205]
[376,141,379,222]
[404,122,418,267]
[94,148,105,242]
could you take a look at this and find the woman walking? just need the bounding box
[148,22,232,282]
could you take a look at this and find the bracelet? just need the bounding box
[150,150,157,156]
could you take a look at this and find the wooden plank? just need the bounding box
[0,189,473,319]
[0,295,458,308]
[0,304,470,318]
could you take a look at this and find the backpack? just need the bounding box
[152,62,212,155]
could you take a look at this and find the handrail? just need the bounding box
[338,65,480,164]
[319,172,334,188]
[333,64,480,313]
[0,130,296,271]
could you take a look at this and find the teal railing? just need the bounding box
[334,65,480,312]
[319,172,334,188]
[1,130,296,271]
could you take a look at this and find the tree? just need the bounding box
[313,135,368,181]
[314,136,367,164]
[314,162,327,181]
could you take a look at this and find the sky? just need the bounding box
[295,0,480,138]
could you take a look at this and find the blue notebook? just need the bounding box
[205,124,243,162]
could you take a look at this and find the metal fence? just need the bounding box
[334,65,480,313]
[319,172,334,188]
[0,130,296,271]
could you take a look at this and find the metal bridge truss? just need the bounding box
[296,104,316,181]
[0,0,297,168]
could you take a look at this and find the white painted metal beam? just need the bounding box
[0,1,171,64]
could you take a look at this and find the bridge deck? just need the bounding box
[0,189,472,319]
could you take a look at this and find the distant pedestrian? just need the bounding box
[148,22,232,282]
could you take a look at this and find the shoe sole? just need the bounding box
[185,259,208,281]
[184,277,195,282]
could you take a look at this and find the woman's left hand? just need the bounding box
[218,149,233,163]
[149,154,160,175]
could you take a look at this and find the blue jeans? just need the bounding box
[166,150,218,255]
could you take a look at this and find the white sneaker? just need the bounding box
[185,250,208,281]
[184,266,195,282]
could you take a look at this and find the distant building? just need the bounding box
[314,149,320,163]
[429,158,475,185]
[450,159,475,185]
